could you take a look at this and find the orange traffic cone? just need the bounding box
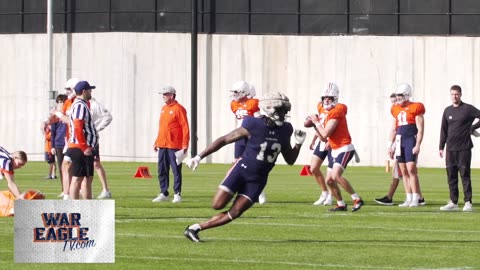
[300,165,312,176]
[134,166,152,178]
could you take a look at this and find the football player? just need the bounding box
[309,100,333,206]
[229,81,268,204]
[183,92,306,242]
[374,92,402,206]
[388,83,426,207]
[309,83,364,212]
[0,146,27,199]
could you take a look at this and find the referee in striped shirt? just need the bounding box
[67,81,98,200]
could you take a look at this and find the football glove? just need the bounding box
[294,129,307,145]
[186,155,202,171]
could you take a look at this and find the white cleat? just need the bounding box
[323,195,333,206]
[97,190,112,199]
[258,191,267,204]
[398,200,411,207]
[313,193,328,206]
[152,194,169,202]
[172,194,182,203]
[440,201,459,211]
[462,202,473,212]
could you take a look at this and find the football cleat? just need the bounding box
[352,199,364,212]
[329,204,347,212]
[374,196,393,206]
[184,227,201,242]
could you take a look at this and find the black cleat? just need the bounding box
[184,226,200,242]
[352,199,364,212]
[374,196,393,206]
[418,198,426,206]
[329,204,348,212]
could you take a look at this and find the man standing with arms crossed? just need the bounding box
[439,85,480,212]
[152,85,190,203]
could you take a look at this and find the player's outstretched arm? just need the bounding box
[186,127,250,171]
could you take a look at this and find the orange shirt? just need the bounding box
[320,103,351,150]
[154,100,190,149]
[230,98,260,120]
[62,98,75,141]
[316,102,328,127]
[391,102,426,127]
[44,127,52,152]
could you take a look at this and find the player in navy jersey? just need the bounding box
[183,92,306,242]
[0,146,28,199]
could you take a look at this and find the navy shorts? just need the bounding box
[45,152,55,164]
[313,143,328,160]
[220,159,268,203]
[396,135,417,163]
[92,144,100,161]
[328,150,354,169]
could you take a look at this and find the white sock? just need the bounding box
[412,193,419,202]
[337,200,345,207]
[350,193,360,200]
[406,193,412,202]
[322,191,328,196]
[63,194,70,200]
[189,224,201,231]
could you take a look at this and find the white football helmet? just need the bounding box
[395,83,412,105]
[248,83,256,98]
[259,92,291,126]
[229,81,250,101]
[65,78,80,90]
[321,82,339,109]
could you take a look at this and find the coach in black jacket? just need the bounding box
[439,85,480,212]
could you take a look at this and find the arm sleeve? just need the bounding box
[50,123,57,148]
[471,105,480,131]
[439,109,448,150]
[94,101,113,132]
[73,119,88,151]
[179,107,190,149]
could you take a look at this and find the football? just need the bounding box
[304,116,315,128]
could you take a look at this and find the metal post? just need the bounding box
[47,0,53,100]
[191,0,198,156]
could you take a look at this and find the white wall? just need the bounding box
[1,33,480,168]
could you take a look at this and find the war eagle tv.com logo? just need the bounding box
[14,200,115,263]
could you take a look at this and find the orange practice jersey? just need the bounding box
[44,127,52,152]
[319,103,351,150]
[62,98,75,141]
[154,100,190,149]
[316,102,328,127]
[230,98,260,120]
[391,102,425,128]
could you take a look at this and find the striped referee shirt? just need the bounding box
[68,98,98,151]
[0,146,14,174]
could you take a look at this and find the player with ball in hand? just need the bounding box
[308,82,364,212]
